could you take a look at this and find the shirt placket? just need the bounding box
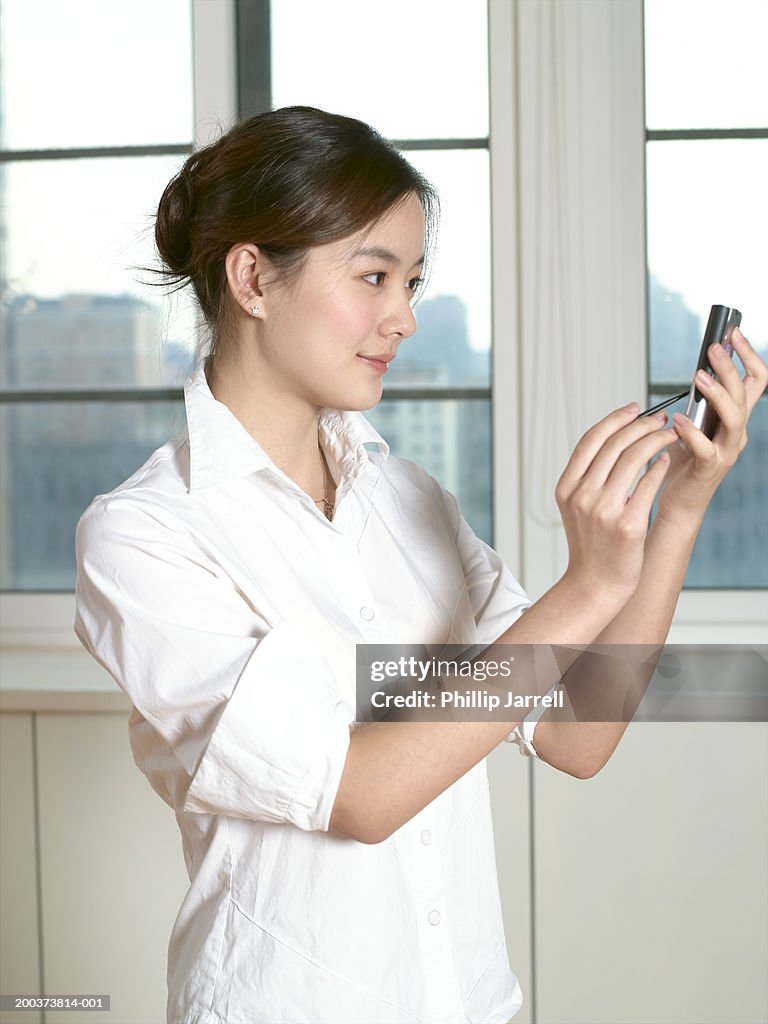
[407,820,465,1024]
[320,445,466,1022]
[321,526,384,638]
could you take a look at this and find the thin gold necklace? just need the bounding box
[314,443,335,521]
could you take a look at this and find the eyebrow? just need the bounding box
[351,245,425,268]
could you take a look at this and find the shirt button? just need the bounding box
[359,606,374,621]
[420,829,432,846]
[428,910,441,926]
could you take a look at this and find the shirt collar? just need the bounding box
[183,358,389,493]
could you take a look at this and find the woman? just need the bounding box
[74,106,766,1024]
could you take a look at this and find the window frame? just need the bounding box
[643,4,768,597]
[487,0,767,643]
[0,0,237,650]
[1,0,494,580]
[644,138,768,593]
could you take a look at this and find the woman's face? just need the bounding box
[257,192,426,412]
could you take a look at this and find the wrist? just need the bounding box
[656,471,719,528]
[560,567,636,611]
[540,569,635,643]
[651,503,707,541]
[501,571,633,646]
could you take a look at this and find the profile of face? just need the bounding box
[226,191,427,413]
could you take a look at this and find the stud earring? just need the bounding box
[250,303,261,317]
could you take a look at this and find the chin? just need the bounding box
[325,382,384,413]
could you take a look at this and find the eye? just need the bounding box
[362,272,387,286]
[406,276,424,293]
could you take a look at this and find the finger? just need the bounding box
[625,450,671,519]
[666,432,690,472]
[691,369,743,436]
[731,327,768,414]
[557,402,640,499]
[671,412,718,468]
[706,341,745,409]
[603,427,678,498]
[585,411,672,489]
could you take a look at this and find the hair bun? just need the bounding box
[154,164,196,278]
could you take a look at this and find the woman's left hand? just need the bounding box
[656,327,768,525]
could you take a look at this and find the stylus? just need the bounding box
[638,390,690,418]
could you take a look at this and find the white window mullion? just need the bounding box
[488,0,523,579]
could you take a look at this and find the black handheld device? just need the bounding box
[639,304,742,437]
[683,304,741,439]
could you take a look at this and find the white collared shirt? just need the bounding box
[74,359,541,1024]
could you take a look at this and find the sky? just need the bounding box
[1,0,766,364]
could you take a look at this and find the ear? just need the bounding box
[225,242,270,319]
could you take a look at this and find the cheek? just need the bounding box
[271,282,374,364]
[316,293,374,351]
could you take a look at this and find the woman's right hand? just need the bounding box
[554,403,678,598]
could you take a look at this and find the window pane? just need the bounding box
[387,149,490,386]
[648,394,768,588]
[364,398,491,545]
[270,0,488,139]
[0,401,185,591]
[1,156,198,390]
[646,140,768,384]
[0,0,194,150]
[644,0,768,130]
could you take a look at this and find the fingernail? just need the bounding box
[624,402,639,413]
[709,342,724,360]
[657,450,670,463]
[653,410,668,422]
[673,412,688,428]
[696,370,713,387]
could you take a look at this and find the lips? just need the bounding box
[357,353,395,373]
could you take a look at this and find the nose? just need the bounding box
[380,295,417,343]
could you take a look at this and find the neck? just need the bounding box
[205,343,326,497]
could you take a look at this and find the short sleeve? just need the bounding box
[74,497,352,831]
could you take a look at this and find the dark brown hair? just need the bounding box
[146,106,438,351]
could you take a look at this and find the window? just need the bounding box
[0,0,494,593]
[644,0,768,587]
[0,0,197,591]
